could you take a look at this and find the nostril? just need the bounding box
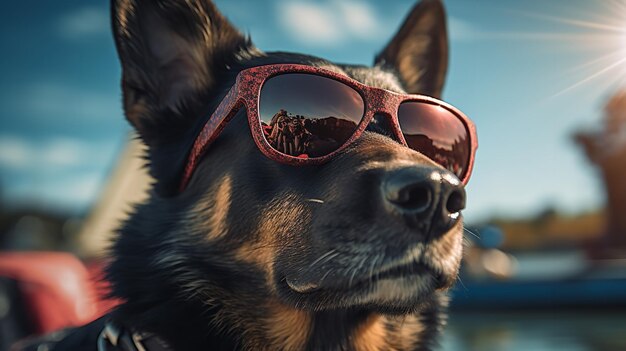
[389,184,432,212]
[382,167,466,238]
[445,189,466,214]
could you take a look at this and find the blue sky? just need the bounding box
[0,0,623,222]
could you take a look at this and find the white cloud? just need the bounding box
[0,137,32,170]
[0,136,115,172]
[278,1,383,46]
[336,1,379,39]
[5,171,105,211]
[14,82,120,121]
[41,139,91,167]
[280,2,342,44]
[47,173,103,207]
[57,7,109,40]
[0,135,122,211]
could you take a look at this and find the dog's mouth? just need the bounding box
[279,222,464,310]
[285,259,445,295]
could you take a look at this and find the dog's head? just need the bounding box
[110,0,467,317]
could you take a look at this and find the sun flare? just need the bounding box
[511,0,626,97]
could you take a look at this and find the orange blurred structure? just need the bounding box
[574,89,626,255]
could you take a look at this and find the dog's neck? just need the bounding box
[245,298,443,351]
[114,293,444,351]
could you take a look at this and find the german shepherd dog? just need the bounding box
[17,0,477,350]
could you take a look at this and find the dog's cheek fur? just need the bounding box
[115,113,316,349]
[182,112,313,284]
[234,194,313,290]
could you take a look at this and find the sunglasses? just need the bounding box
[180,64,477,192]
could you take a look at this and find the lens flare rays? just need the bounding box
[512,1,626,97]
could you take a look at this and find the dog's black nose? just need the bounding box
[382,166,466,240]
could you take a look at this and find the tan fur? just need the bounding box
[387,315,426,350]
[200,175,233,241]
[204,296,312,351]
[352,315,389,351]
[228,197,316,350]
[263,302,313,351]
[234,241,275,285]
[235,194,311,288]
[115,0,132,36]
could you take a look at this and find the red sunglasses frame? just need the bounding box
[180,64,478,192]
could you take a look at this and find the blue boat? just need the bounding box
[450,249,626,309]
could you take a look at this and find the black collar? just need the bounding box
[98,321,171,351]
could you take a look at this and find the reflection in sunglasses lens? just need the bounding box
[259,74,364,158]
[398,102,470,179]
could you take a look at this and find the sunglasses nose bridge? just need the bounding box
[367,89,399,115]
[368,89,400,120]
[366,90,403,136]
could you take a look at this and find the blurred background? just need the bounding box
[1,0,626,350]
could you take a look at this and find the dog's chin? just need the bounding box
[281,262,451,313]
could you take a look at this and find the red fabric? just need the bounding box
[84,260,121,317]
[0,252,117,334]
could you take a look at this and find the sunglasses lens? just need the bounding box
[398,102,471,180]
[259,73,364,158]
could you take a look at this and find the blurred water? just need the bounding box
[440,310,626,351]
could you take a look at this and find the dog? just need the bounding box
[15,0,477,350]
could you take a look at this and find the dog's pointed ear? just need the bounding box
[111,0,254,144]
[374,0,448,98]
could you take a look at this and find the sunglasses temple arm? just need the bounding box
[179,85,242,192]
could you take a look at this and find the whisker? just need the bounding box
[349,255,368,288]
[457,276,469,293]
[368,253,381,286]
[348,267,358,288]
[319,268,334,286]
[463,227,480,239]
[306,198,325,204]
[308,249,338,269]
